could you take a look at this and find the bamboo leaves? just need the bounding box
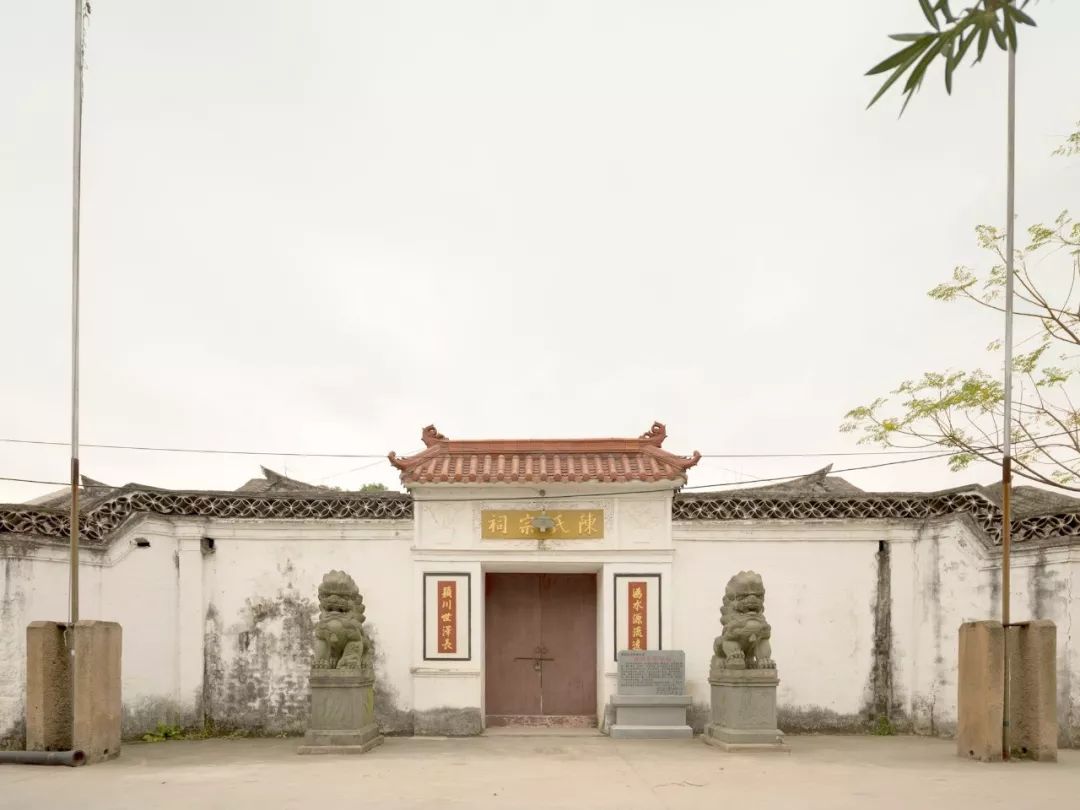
[866,1,1037,113]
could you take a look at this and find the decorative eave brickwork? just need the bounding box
[4,479,1080,548]
[0,488,413,546]
[672,488,1080,546]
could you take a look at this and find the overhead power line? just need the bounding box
[4,435,1061,460]
[682,451,962,490]
[1,476,88,488]
[0,437,387,459]
[700,449,934,458]
[0,450,971,496]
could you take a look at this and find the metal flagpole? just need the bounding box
[1000,42,1016,762]
[69,0,85,628]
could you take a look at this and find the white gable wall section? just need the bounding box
[673,521,882,731]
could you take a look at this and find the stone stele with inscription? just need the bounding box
[609,650,692,739]
[298,570,384,755]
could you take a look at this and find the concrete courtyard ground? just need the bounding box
[1,732,1075,810]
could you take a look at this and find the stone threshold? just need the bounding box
[483,727,605,738]
[485,714,597,728]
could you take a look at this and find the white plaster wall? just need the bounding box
[109,521,187,729]
[905,519,985,734]
[1,544,88,742]
[0,521,181,741]
[1069,560,1080,746]
[889,531,918,721]
[0,517,414,742]
[673,523,881,726]
[412,672,481,712]
[4,506,1080,744]
[410,560,483,716]
[671,518,1079,742]
[200,520,413,733]
[900,518,1078,741]
[995,537,1078,745]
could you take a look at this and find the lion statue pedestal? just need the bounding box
[703,571,788,752]
[298,571,384,755]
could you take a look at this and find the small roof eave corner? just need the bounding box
[387,451,407,472]
[645,447,701,471]
[388,424,448,476]
[638,421,701,470]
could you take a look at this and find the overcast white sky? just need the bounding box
[2,1,1078,503]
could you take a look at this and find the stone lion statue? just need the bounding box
[712,571,775,670]
[313,570,374,675]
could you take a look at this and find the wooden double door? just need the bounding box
[485,573,598,724]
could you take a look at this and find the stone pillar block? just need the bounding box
[704,668,788,752]
[25,620,122,764]
[298,670,383,755]
[25,622,71,751]
[1007,620,1057,762]
[958,619,1058,762]
[73,621,122,763]
[957,620,1005,761]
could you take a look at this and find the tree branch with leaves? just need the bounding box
[843,125,1080,489]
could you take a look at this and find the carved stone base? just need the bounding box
[608,694,693,739]
[702,734,790,753]
[298,669,383,756]
[297,734,383,755]
[704,668,787,751]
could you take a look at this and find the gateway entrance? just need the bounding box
[484,573,597,726]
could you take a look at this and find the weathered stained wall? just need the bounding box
[1,536,115,747]
[673,517,1079,744]
[898,518,1078,746]
[200,523,413,734]
[2,509,1078,746]
[0,517,414,745]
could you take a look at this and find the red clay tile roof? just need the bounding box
[388,422,701,485]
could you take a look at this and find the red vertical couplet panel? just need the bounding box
[438,580,457,654]
[628,581,647,650]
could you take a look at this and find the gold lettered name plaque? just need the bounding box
[481,509,604,540]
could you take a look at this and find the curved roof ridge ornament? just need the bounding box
[639,421,667,446]
[421,425,449,447]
